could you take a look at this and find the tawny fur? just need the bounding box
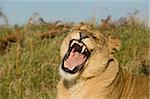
[57,23,149,99]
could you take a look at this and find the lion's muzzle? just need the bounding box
[62,39,90,74]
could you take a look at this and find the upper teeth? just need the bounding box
[71,40,83,47]
[70,40,87,53]
[81,45,86,53]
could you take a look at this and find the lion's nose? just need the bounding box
[79,32,89,40]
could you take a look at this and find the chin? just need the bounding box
[59,64,80,81]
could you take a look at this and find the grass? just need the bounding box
[113,24,149,74]
[0,20,149,99]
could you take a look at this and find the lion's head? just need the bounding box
[59,23,120,81]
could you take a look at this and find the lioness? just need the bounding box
[57,23,149,99]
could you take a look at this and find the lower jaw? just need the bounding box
[59,65,80,80]
[61,63,81,74]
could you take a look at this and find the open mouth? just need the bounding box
[62,40,90,74]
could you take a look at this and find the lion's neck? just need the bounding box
[94,57,120,86]
[79,55,120,87]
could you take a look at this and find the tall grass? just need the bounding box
[0,20,149,99]
[0,24,67,99]
[113,24,149,74]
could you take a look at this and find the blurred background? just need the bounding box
[0,0,149,26]
[0,0,149,99]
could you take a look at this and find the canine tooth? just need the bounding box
[81,46,86,53]
[77,42,82,46]
[70,43,73,47]
[70,41,76,47]
[71,40,83,47]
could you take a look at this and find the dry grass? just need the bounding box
[0,19,149,98]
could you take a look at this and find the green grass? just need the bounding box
[0,21,149,99]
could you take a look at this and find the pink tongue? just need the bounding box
[64,49,86,70]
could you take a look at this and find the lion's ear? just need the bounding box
[108,36,121,54]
